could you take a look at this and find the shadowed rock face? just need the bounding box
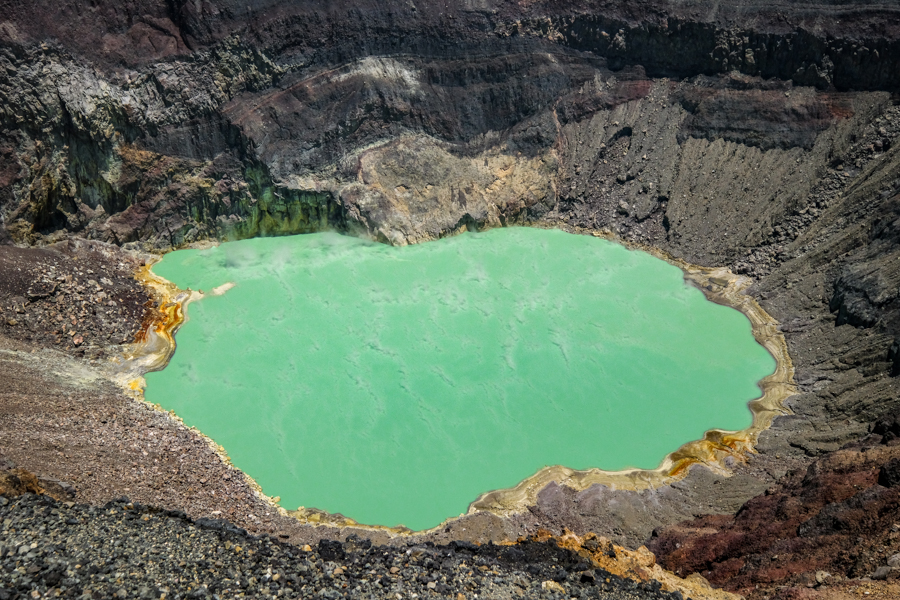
[1,0,899,250]
[2,0,900,568]
[5,0,900,73]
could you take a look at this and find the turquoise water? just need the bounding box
[144,228,775,530]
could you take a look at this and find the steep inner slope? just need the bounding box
[1,0,899,559]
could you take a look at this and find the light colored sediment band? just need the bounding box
[116,225,795,536]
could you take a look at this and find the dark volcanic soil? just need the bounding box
[0,493,684,600]
[0,238,149,359]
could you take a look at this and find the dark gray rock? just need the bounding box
[0,494,692,599]
[879,458,900,488]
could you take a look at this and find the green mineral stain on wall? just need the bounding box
[144,228,775,531]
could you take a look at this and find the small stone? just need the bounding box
[73,335,83,346]
[541,580,565,593]
[333,568,344,576]
[815,570,832,584]
[888,554,900,568]
[872,566,893,580]
[457,595,466,600]
[390,566,400,574]
[427,581,436,589]
[879,459,900,488]
[302,544,312,552]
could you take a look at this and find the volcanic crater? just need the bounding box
[1,1,900,598]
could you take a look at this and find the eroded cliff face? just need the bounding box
[2,0,900,559]
[2,0,899,252]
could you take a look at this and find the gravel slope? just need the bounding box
[0,493,687,600]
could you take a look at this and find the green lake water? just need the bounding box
[144,228,775,530]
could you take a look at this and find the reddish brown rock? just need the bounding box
[648,434,900,598]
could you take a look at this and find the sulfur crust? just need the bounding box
[113,225,795,536]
